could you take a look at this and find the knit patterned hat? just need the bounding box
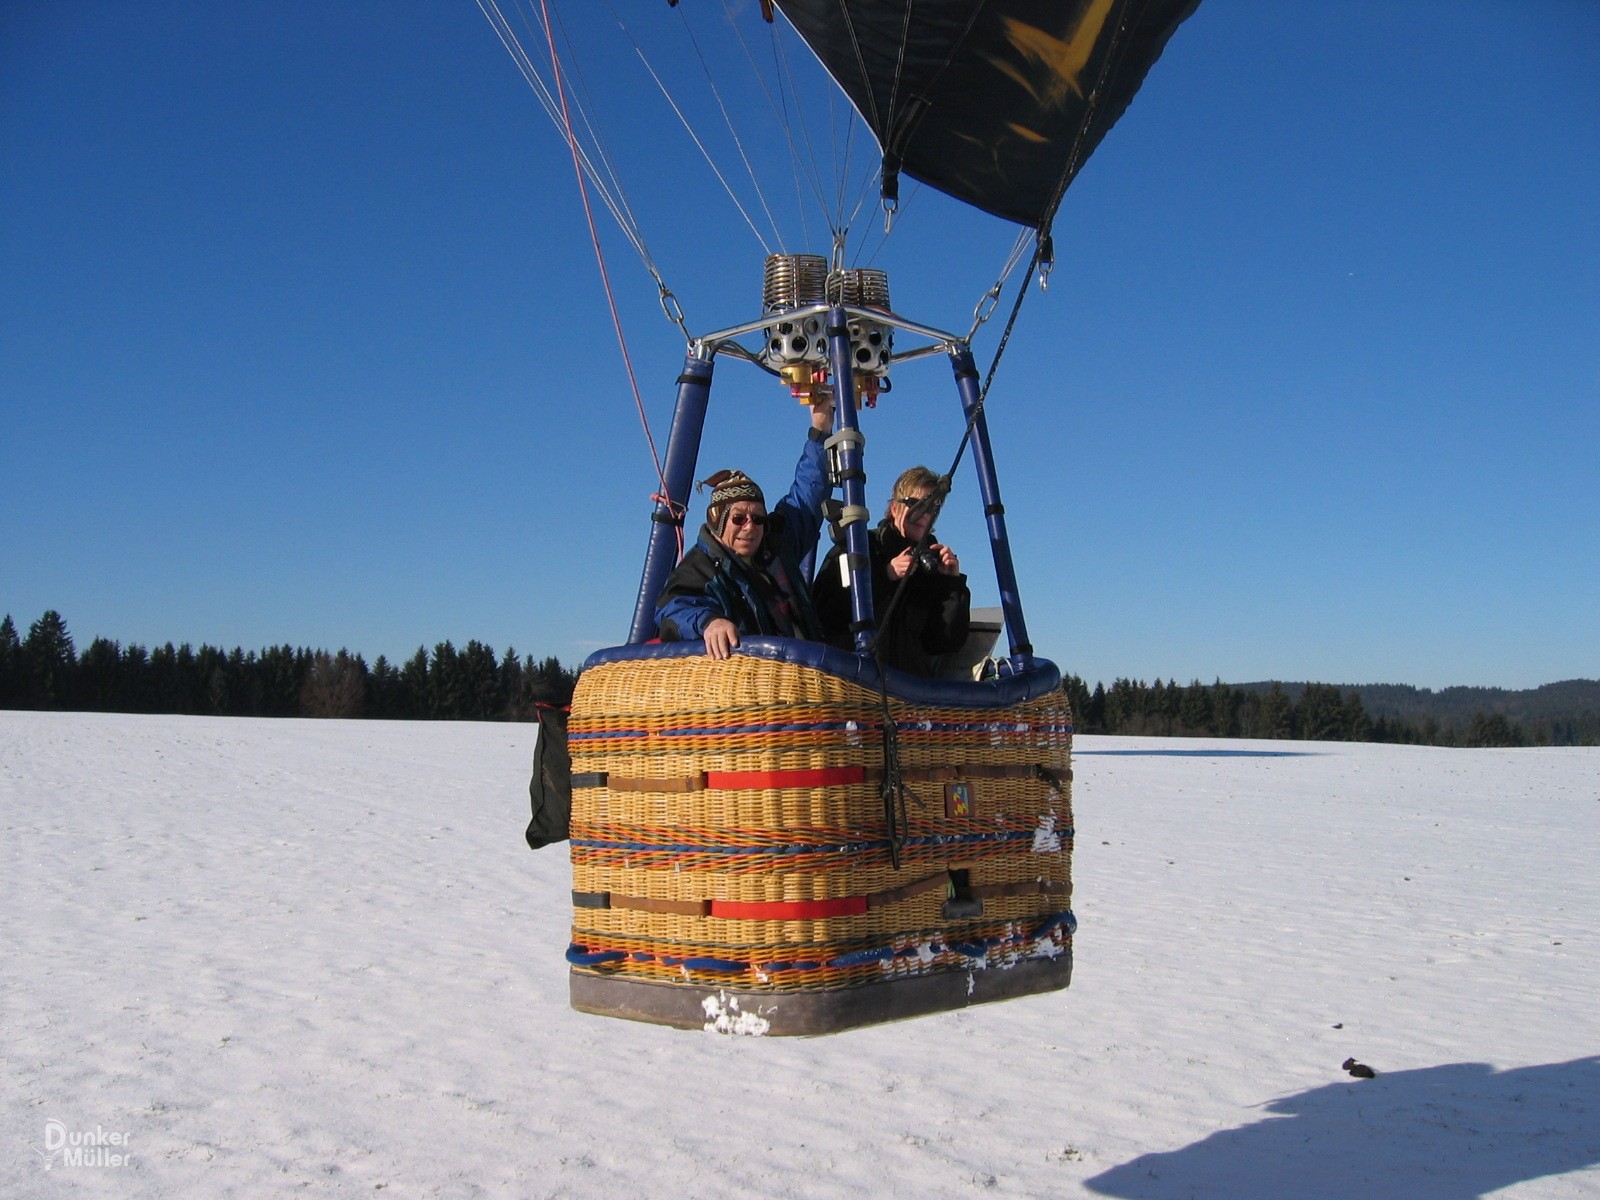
[700,469,765,538]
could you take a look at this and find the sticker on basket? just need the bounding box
[945,781,975,818]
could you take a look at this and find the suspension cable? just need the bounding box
[882,0,915,159]
[768,24,820,251]
[835,103,861,241]
[529,0,676,538]
[606,3,774,255]
[833,2,883,135]
[720,0,837,250]
[479,1,661,287]
[675,6,786,252]
[853,177,917,269]
[965,227,1034,338]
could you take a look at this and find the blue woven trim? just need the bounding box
[1034,911,1078,938]
[571,838,883,856]
[570,718,1073,742]
[565,910,1076,978]
[580,636,1062,709]
[828,945,897,967]
[566,945,627,967]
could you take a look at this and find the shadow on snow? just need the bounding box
[1084,1057,1600,1200]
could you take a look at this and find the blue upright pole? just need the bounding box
[950,348,1033,663]
[824,307,877,653]
[627,353,714,644]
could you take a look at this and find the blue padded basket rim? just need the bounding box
[579,637,1061,709]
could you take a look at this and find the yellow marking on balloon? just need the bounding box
[989,0,1116,108]
[989,57,1036,99]
[1007,123,1050,144]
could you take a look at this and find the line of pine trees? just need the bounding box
[4,610,1591,746]
[0,611,575,721]
[1057,676,1591,747]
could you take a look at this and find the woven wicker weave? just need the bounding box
[567,653,1073,1004]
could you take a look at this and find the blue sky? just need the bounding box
[3,1,1596,691]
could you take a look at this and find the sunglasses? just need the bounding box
[727,511,768,528]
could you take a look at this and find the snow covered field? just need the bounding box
[3,710,1596,1198]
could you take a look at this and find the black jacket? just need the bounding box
[655,518,822,643]
[813,519,970,676]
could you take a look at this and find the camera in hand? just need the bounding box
[915,545,943,574]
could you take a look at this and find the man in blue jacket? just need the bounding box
[655,399,833,659]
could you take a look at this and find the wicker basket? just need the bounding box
[564,649,1074,1033]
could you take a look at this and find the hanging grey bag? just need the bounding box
[525,703,572,850]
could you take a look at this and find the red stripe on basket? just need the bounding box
[709,897,869,920]
[704,766,866,790]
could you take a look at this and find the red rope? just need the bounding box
[536,0,682,556]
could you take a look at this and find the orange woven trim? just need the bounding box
[571,814,1048,846]
[597,764,1066,791]
[568,843,1028,875]
[863,763,1052,783]
[573,873,958,920]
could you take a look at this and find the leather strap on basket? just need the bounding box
[571,872,1058,920]
[571,891,711,916]
[865,872,953,909]
[604,774,706,793]
[970,879,1069,899]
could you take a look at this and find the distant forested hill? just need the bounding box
[1232,679,1600,725]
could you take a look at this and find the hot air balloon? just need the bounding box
[503,0,1201,1034]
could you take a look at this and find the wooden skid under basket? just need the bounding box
[571,948,1073,1036]
[566,651,1074,1030]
